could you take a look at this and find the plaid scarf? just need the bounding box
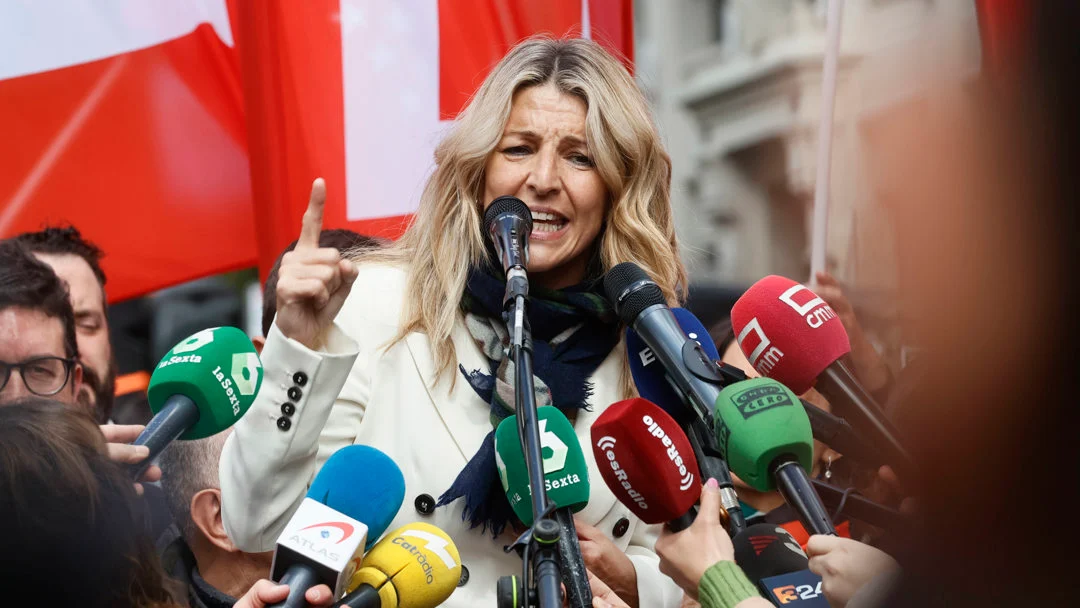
[435,263,619,536]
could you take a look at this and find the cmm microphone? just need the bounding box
[732,524,828,606]
[714,378,836,536]
[336,523,461,608]
[484,196,533,307]
[495,406,592,607]
[590,398,701,531]
[730,276,916,479]
[130,326,262,478]
[269,445,407,608]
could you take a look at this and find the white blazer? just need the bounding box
[219,263,684,607]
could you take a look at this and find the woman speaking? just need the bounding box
[219,36,686,607]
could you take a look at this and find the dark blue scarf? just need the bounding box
[435,264,618,536]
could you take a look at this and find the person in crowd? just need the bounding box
[256,229,386,352]
[220,36,687,607]
[0,398,333,608]
[12,225,117,423]
[159,429,273,607]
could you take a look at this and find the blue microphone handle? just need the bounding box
[127,394,199,479]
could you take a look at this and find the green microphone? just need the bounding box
[130,327,262,478]
[714,378,836,535]
[495,406,593,606]
[494,406,590,526]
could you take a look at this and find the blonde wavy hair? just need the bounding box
[355,36,687,393]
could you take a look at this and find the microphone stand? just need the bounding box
[498,270,584,608]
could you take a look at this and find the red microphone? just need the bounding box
[591,398,702,531]
[730,276,917,479]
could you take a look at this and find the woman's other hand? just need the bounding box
[655,479,735,600]
[275,178,359,349]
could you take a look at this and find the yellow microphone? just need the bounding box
[336,522,462,608]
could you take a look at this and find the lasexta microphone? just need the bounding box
[732,524,828,606]
[269,445,407,607]
[337,523,461,608]
[590,398,700,530]
[730,276,916,478]
[714,378,835,536]
[130,326,262,478]
[495,407,592,607]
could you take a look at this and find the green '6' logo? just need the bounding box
[231,352,261,396]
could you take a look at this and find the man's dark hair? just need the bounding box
[261,230,387,337]
[12,225,107,289]
[0,242,78,359]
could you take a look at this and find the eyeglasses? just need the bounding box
[0,356,76,397]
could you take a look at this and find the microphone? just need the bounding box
[590,398,701,531]
[732,524,828,606]
[730,276,916,478]
[130,326,262,478]
[714,378,836,536]
[495,406,592,607]
[270,445,407,607]
[484,196,533,307]
[336,523,462,608]
[617,293,746,533]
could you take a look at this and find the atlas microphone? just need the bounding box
[336,523,461,608]
[590,398,702,531]
[730,276,916,479]
[732,524,828,606]
[714,378,836,536]
[495,407,592,608]
[269,445,407,608]
[618,295,746,533]
[130,326,262,478]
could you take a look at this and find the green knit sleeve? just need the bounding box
[697,561,761,608]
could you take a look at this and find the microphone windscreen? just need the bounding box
[730,276,851,394]
[732,523,809,583]
[495,407,590,525]
[484,196,533,233]
[590,398,700,523]
[307,445,406,549]
[358,522,461,608]
[626,308,721,424]
[714,378,813,492]
[603,262,664,324]
[147,326,262,439]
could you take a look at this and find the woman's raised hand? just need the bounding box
[274,179,359,349]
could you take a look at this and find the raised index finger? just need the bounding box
[298,178,327,250]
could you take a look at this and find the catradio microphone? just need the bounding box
[269,445,407,608]
[730,276,916,478]
[336,523,461,608]
[130,327,261,478]
[590,398,701,531]
[495,406,592,607]
[732,524,828,606]
[618,294,746,534]
[714,378,836,536]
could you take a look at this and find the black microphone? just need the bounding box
[484,196,533,307]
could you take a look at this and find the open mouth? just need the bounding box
[531,209,568,234]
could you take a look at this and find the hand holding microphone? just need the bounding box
[235,580,335,608]
[806,536,900,608]
[654,479,735,601]
[275,178,359,350]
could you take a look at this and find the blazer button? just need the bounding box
[276,416,292,431]
[287,386,303,402]
[281,402,296,416]
[457,565,470,587]
[414,494,436,516]
[292,371,308,387]
[612,517,630,539]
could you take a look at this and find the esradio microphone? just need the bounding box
[730,276,916,478]
[484,196,533,307]
[495,407,592,607]
[714,378,836,536]
[732,524,828,606]
[618,295,746,533]
[336,523,461,608]
[269,445,407,607]
[590,398,700,531]
[130,326,262,478]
